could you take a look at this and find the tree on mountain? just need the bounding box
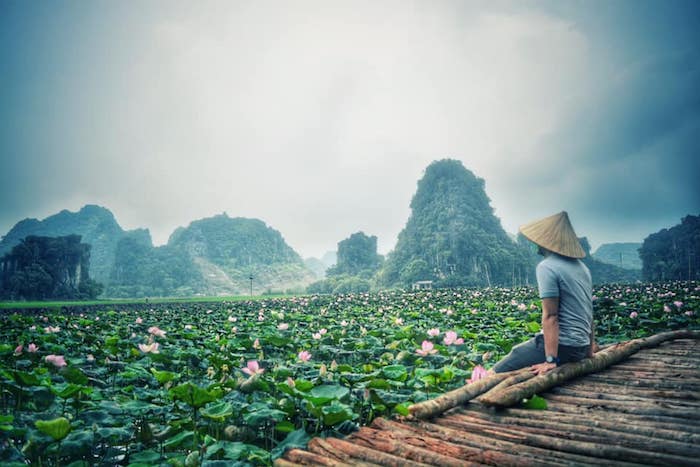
[579,237,640,283]
[380,159,533,288]
[0,235,103,300]
[639,215,700,281]
[327,232,383,278]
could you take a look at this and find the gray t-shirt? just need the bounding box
[536,253,593,347]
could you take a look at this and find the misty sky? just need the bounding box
[1,0,699,258]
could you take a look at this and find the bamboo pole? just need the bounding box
[543,393,700,419]
[370,418,529,467]
[306,438,360,464]
[439,413,699,466]
[410,419,624,466]
[542,399,700,428]
[273,458,304,467]
[450,410,700,458]
[467,406,700,443]
[408,368,529,419]
[351,427,477,467]
[480,330,700,408]
[550,381,700,401]
[321,437,431,467]
[280,448,353,466]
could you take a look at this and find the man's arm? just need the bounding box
[589,323,598,357]
[532,297,559,375]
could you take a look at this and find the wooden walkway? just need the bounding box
[277,337,700,466]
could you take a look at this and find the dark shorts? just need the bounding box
[492,334,590,373]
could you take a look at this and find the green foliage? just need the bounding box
[107,232,203,298]
[35,417,71,441]
[521,394,548,410]
[168,214,303,268]
[579,237,640,284]
[0,235,103,300]
[593,242,643,270]
[639,215,700,281]
[306,275,371,294]
[327,232,383,277]
[0,281,697,464]
[381,159,535,288]
[1,206,314,299]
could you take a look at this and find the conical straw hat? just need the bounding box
[519,211,586,258]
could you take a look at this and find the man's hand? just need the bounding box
[530,361,557,375]
[588,341,599,358]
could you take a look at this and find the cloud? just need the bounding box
[504,52,700,244]
[1,1,698,258]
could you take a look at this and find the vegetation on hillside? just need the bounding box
[579,237,641,284]
[0,235,103,300]
[593,242,642,270]
[0,205,126,285]
[640,215,700,281]
[381,159,534,288]
[308,232,383,294]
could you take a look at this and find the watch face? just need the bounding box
[546,355,554,363]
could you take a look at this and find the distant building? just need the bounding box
[412,280,433,291]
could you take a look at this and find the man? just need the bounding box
[492,211,596,375]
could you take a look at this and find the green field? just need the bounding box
[1,281,697,465]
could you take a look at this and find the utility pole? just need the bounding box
[249,274,253,297]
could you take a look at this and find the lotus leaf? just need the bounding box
[35,417,71,441]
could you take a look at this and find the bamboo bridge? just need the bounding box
[276,330,700,466]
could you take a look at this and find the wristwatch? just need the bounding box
[546,355,560,365]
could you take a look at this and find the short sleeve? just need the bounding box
[536,262,559,298]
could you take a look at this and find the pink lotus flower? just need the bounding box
[138,342,160,353]
[135,317,143,324]
[45,354,67,368]
[319,328,327,335]
[148,326,166,338]
[44,326,61,334]
[27,343,38,353]
[674,301,683,308]
[395,317,404,326]
[467,365,489,384]
[253,338,261,349]
[340,320,348,327]
[629,311,638,319]
[86,354,95,362]
[685,310,695,316]
[416,340,438,356]
[427,328,440,337]
[298,350,312,362]
[286,377,295,387]
[241,360,265,376]
[664,305,671,313]
[14,345,23,355]
[312,332,322,340]
[228,316,237,323]
[517,303,527,311]
[277,323,289,331]
[443,331,464,346]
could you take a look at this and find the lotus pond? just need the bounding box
[1,281,698,466]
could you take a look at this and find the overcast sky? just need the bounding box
[1,0,698,258]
